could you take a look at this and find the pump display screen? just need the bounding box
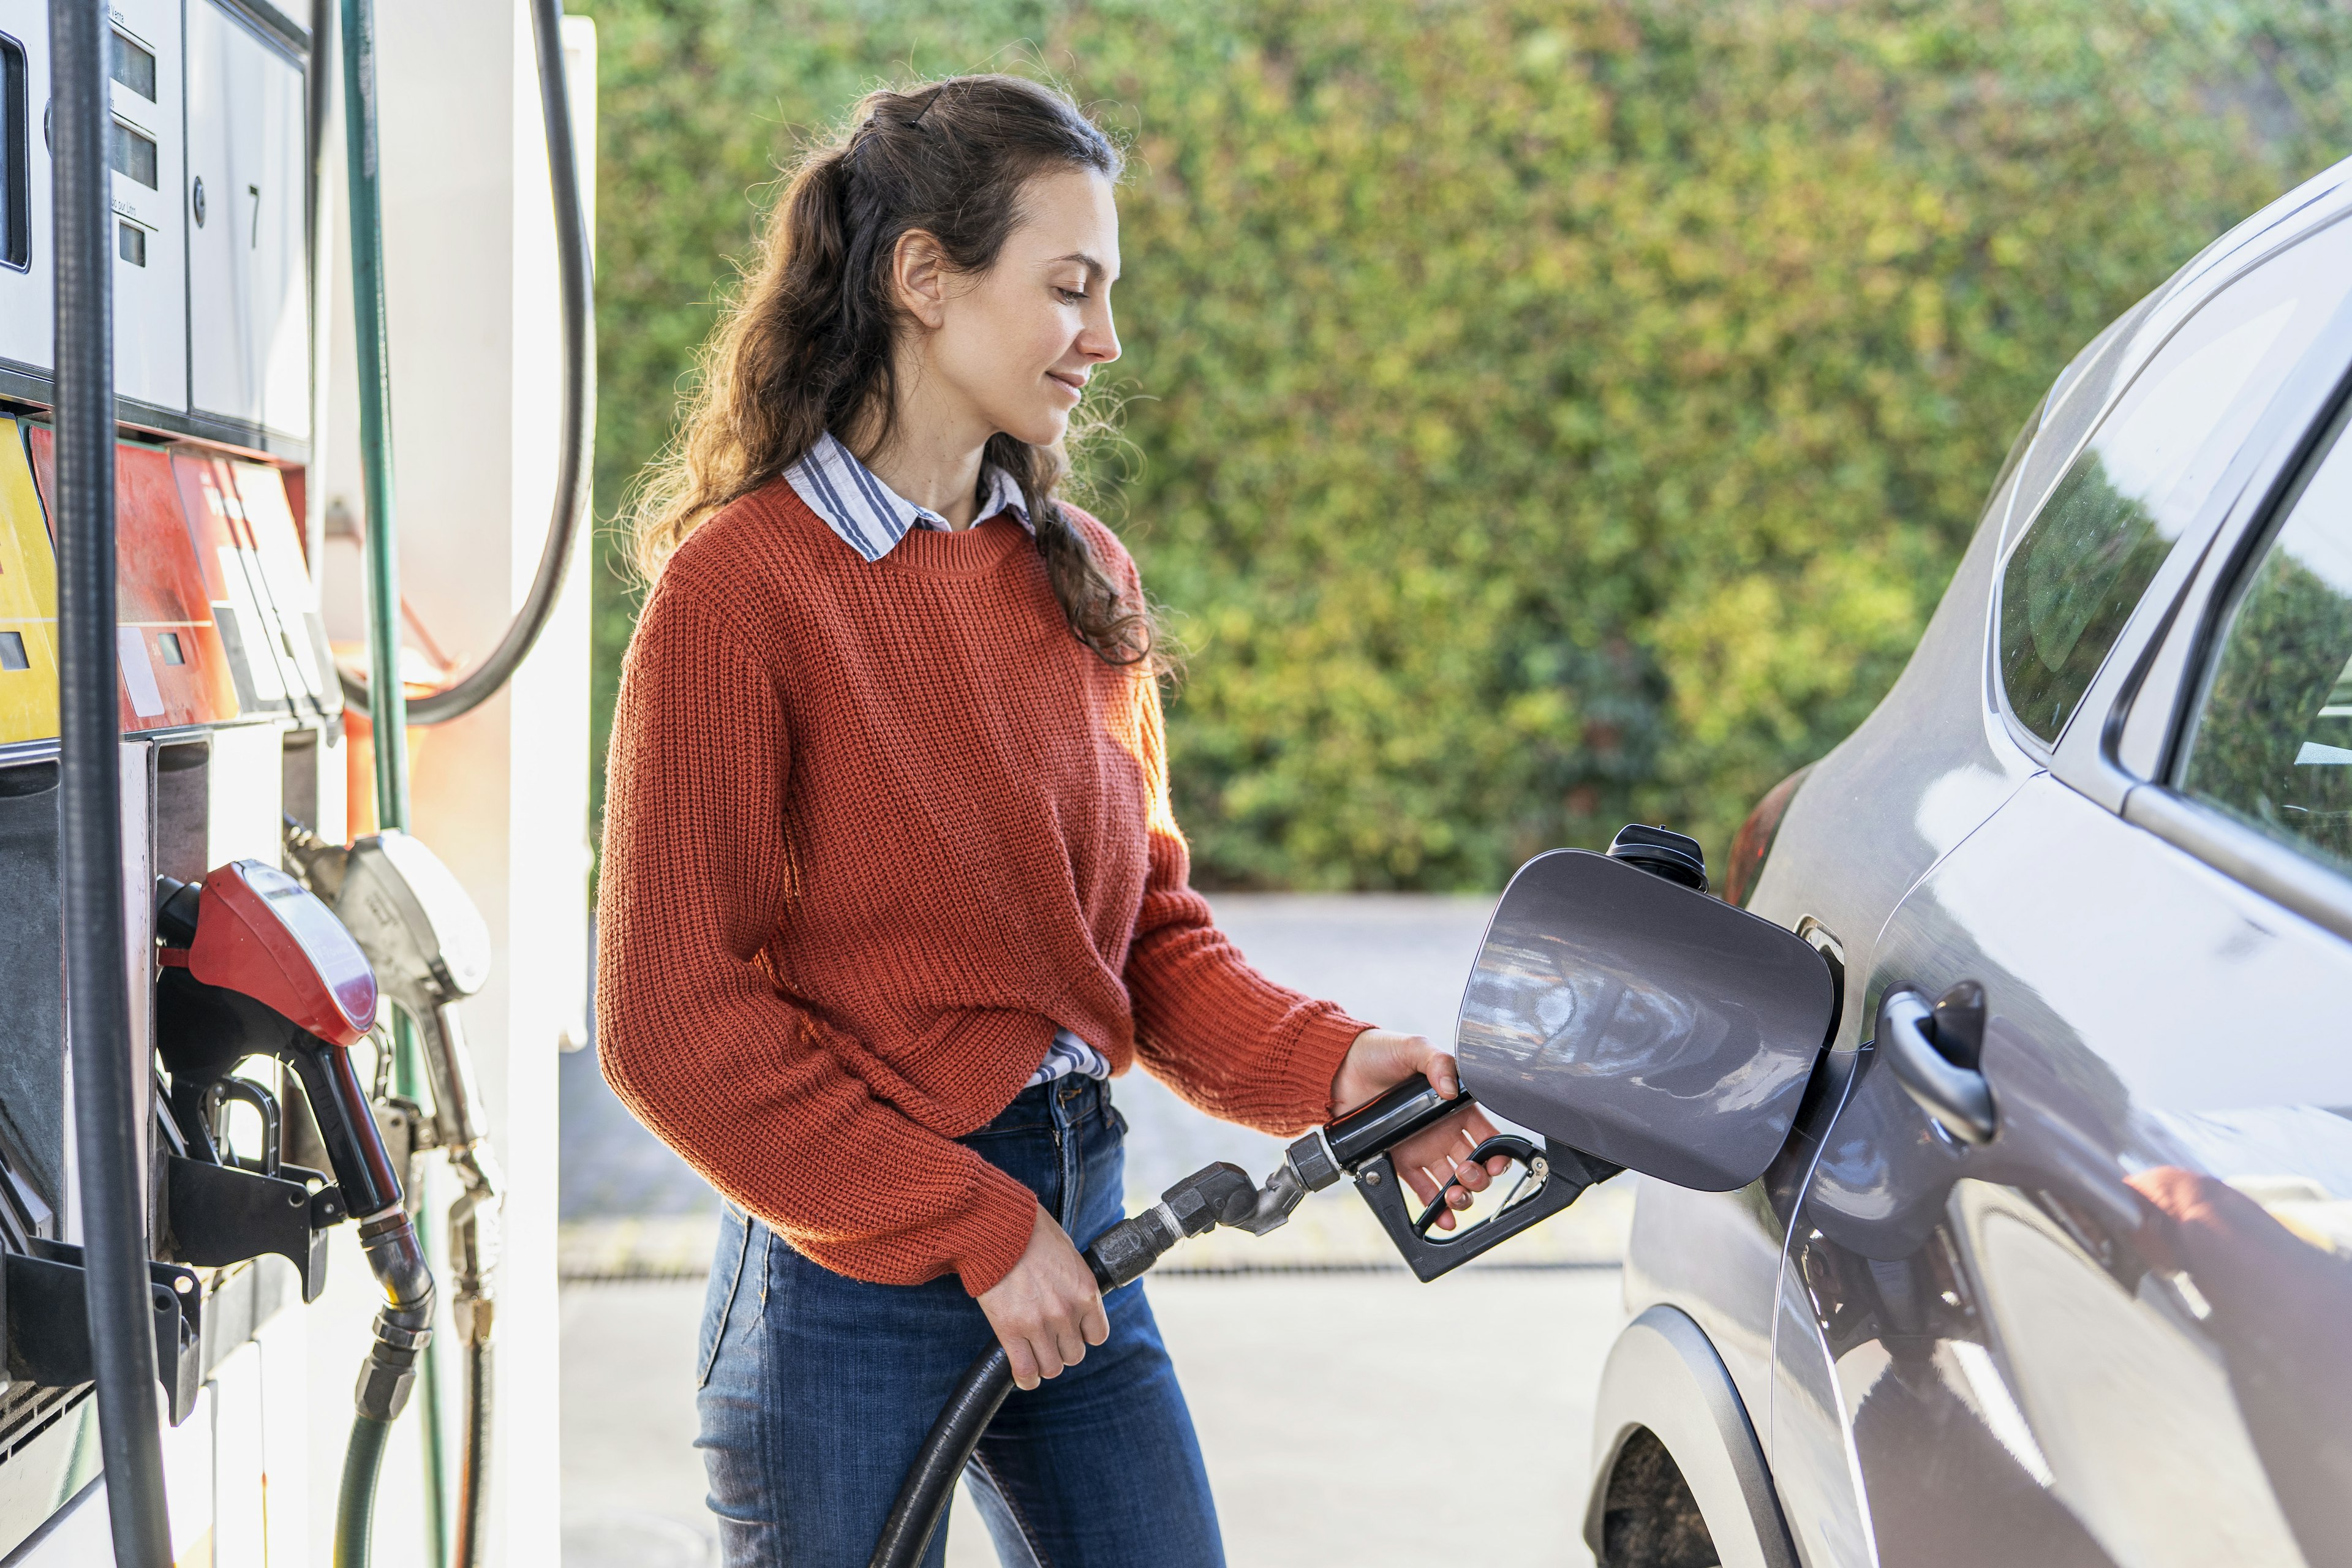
[110,31,157,101]
[108,119,158,190]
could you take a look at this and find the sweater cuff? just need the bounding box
[1281,1006,1375,1133]
[952,1159,1043,1297]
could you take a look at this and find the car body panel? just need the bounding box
[1762,173,2352,1568]
[1597,151,2352,1568]
[1588,1304,1801,1568]
[1779,773,2352,1568]
[1624,1178,1789,1439]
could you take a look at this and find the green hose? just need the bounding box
[341,0,413,832]
[339,0,448,1556]
[334,1415,396,1568]
[396,1017,454,1564]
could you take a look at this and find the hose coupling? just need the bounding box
[1086,1206,1181,1292]
[1284,1130,1342,1191]
[355,1313,433,1422]
[353,1205,437,1420]
[356,1207,434,1311]
[1157,1163,1260,1237]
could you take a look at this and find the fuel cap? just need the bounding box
[1604,823,1708,892]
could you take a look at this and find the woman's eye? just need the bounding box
[1056,286,1089,304]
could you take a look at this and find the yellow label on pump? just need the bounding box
[0,422,61,745]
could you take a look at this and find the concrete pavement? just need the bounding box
[560,1270,1627,1567]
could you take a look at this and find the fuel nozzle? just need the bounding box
[154,861,404,1218]
[149,860,437,1420]
[285,825,503,1338]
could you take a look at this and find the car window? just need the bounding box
[2176,404,2352,881]
[1999,218,2352,745]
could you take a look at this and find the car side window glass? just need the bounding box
[1999,219,2352,745]
[2176,407,2352,881]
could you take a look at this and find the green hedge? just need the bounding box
[579,0,2352,889]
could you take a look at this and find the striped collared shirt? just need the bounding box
[783,432,1111,1090]
[785,430,1033,560]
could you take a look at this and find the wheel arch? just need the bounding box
[1585,1305,1800,1568]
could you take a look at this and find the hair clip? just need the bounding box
[910,86,953,130]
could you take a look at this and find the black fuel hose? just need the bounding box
[454,1340,495,1566]
[336,1206,438,1568]
[334,1415,394,1568]
[51,2,172,1562]
[869,1205,1197,1568]
[872,1098,1478,1567]
[334,0,593,726]
[868,1346,1017,1568]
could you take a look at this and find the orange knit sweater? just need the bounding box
[596,481,1370,1295]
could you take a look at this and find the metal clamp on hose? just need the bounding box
[353,1207,437,1422]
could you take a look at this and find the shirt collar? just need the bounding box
[784,431,1031,564]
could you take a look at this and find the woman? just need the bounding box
[599,74,1506,1567]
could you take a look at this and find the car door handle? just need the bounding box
[1876,989,1996,1144]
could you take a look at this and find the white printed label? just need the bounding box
[117,625,165,717]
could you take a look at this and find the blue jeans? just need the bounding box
[694,1076,1224,1567]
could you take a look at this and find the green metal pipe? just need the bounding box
[339,0,409,835]
[339,0,449,1558]
[396,1011,453,1564]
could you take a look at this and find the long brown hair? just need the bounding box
[626,74,1157,668]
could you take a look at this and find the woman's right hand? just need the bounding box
[978,1204,1109,1390]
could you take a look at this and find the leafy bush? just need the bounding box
[579,0,2352,888]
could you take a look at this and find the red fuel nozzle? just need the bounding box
[154,861,403,1221]
[173,860,379,1044]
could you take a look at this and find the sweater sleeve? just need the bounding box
[595,572,1039,1295]
[1118,669,1372,1136]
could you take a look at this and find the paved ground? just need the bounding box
[561,894,1636,1565]
[562,1271,1627,1568]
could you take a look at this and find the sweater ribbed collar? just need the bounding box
[783,432,1031,564]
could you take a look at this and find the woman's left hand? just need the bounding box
[1330,1029,1510,1231]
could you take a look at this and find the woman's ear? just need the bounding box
[891,228,952,329]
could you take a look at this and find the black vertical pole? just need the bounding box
[49,2,172,1562]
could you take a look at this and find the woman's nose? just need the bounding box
[1080,304,1120,364]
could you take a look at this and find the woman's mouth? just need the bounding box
[1046,371,1087,402]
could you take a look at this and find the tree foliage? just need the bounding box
[579,0,2352,888]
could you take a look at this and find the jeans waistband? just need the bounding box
[976,1072,1110,1137]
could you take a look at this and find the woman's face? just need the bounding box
[907,168,1122,450]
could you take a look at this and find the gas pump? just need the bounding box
[0,0,593,1561]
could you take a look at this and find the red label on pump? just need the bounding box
[189,859,379,1046]
[26,429,241,731]
[172,451,297,715]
